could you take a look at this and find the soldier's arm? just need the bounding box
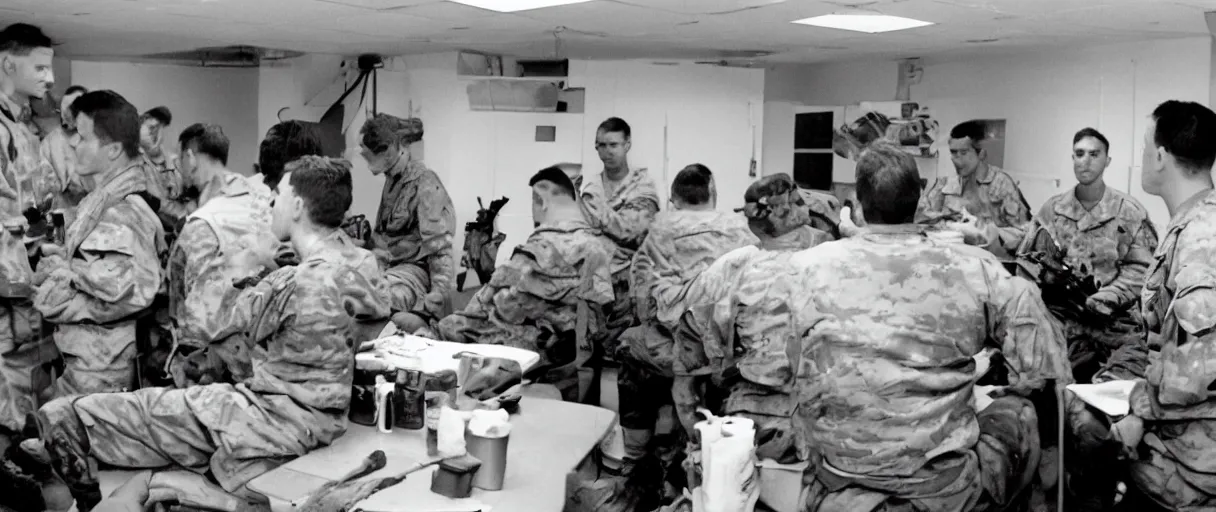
[1130,223,1216,420]
[630,232,664,323]
[171,221,228,346]
[580,185,660,248]
[34,219,160,324]
[986,259,1073,386]
[656,247,757,327]
[913,178,948,223]
[486,250,550,325]
[1100,218,1159,307]
[987,179,1034,253]
[417,182,456,300]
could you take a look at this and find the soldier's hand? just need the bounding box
[423,291,446,313]
[1111,414,1145,457]
[40,243,64,257]
[1086,290,1118,317]
[94,470,152,512]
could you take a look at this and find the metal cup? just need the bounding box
[465,432,509,491]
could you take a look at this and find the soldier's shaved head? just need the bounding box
[529,166,577,201]
[856,144,921,225]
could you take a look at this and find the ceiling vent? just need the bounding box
[141,45,304,68]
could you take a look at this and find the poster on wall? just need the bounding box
[832,101,939,161]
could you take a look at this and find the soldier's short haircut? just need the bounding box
[1073,127,1110,153]
[179,123,229,166]
[63,85,88,96]
[671,164,714,206]
[0,23,52,56]
[856,144,921,225]
[529,166,577,200]
[1151,100,1216,174]
[71,90,141,159]
[285,156,353,229]
[140,106,172,127]
[260,120,324,189]
[950,120,986,144]
[597,117,631,139]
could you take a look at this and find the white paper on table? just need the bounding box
[973,385,997,412]
[356,333,540,375]
[1067,380,1136,417]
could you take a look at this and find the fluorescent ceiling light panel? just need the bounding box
[792,14,934,34]
[447,0,596,12]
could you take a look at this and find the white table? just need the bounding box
[247,397,616,512]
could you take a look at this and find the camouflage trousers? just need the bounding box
[801,396,1041,512]
[1063,316,1145,384]
[39,383,345,503]
[51,323,138,399]
[616,323,675,437]
[0,300,55,432]
[385,262,431,314]
[1127,419,1216,510]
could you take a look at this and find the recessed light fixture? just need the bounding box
[792,14,934,34]
[447,0,596,13]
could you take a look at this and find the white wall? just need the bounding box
[764,37,1215,230]
[71,61,261,176]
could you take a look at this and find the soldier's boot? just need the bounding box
[617,427,655,476]
[39,397,101,512]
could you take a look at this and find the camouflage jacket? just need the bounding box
[1017,186,1157,325]
[791,225,1070,480]
[34,163,165,360]
[578,167,661,276]
[917,165,1032,257]
[0,92,58,217]
[434,218,615,355]
[169,172,278,352]
[372,159,456,300]
[799,188,843,236]
[205,231,390,410]
[141,152,195,233]
[1128,190,1216,490]
[631,209,757,325]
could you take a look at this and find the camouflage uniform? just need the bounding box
[40,126,90,208]
[1017,187,1157,382]
[577,168,660,337]
[917,165,1032,259]
[167,172,278,385]
[791,225,1071,512]
[372,159,456,318]
[38,231,390,511]
[1117,190,1216,509]
[662,225,831,463]
[798,188,843,238]
[141,152,194,241]
[431,219,614,402]
[615,210,757,454]
[0,92,59,432]
[34,163,165,399]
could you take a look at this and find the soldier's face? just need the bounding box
[949,138,984,177]
[74,113,120,176]
[2,47,53,99]
[1141,119,1165,196]
[1072,137,1110,186]
[141,119,163,151]
[531,187,546,227]
[360,143,396,176]
[595,130,629,169]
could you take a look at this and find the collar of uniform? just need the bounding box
[1174,188,1216,222]
[386,157,427,183]
[587,166,645,193]
[200,171,249,205]
[0,91,29,124]
[536,217,593,235]
[942,164,999,196]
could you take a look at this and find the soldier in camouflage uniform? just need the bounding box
[32,90,165,400]
[0,23,57,435]
[415,167,614,403]
[138,106,193,240]
[790,145,1071,512]
[659,173,832,463]
[359,114,456,319]
[917,120,1032,260]
[615,164,758,461]
[37,156,391,512]
[1016,127,1157,384]
[166,124,279,386]
[40,85,91,209]
[581,118,661,343]
[1095,101,1216,511]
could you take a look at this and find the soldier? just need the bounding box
[917,120,1032,259]
[255,119,323,192]
[36,156,390,512]
[0,22,56,436]
[40,85,90,208]
[139,106,193,239]
[582,117,661,341]
[658,173,833,463]
[359,114,456,319]
[787,144,1070,511]
[615,164,758,462]
[31,90,164,401]
[1102,100,1216,510]
[407,167,614,403]
[1016,127,1157,383]
[166,123,278,386]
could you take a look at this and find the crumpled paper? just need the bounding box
[468,409,511,438]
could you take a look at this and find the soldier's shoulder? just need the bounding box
[1105,188,1152,221]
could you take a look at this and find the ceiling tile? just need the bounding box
[512,1,700,35]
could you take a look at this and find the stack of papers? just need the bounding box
[1066,380,1136,417]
